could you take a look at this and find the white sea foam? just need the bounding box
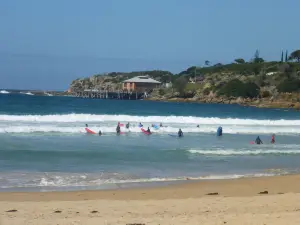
[0,124,300,134]
[0,90,10,94]
[188,149,300,155]
[0,113,299,125]
[0,113,300,134]
[20,92,34,96]
[0,172,277,189]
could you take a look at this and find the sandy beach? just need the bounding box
[1,175,300,225]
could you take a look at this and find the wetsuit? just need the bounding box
[271,135,275,144]
[217,127,223,136]
[126,123,129,129]
[255,137,263,144]
[98,131,102,136]
[178,130,183,137]
[147,128,151,134]
[116,125,120,134]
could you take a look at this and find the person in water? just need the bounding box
[147,127,151,134]
[271,134,275,144]
[126,122,130,129]
[160,123,163,127]
[139,122,143,127]
[85,124,88,127]
[178,129,183,137]
[98,130,102,136]
[197,125,199,128]
[116,124,121,134]
[217,126,223,136]
[255,136,263,144]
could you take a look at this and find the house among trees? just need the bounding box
[122,76,161,92]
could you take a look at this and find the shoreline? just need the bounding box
[2,174,300,224]
[1,174,300,201]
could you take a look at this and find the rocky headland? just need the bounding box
[69,50,300,109]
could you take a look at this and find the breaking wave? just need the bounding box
[0,113,300,134]
[0,90,10,94]
[1,113,300,125]
[188,149,300,155]
[0,171,277,190]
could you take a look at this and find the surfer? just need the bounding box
[160,123,163,127]
[217,126,223,136]
[271,134,275,144]
[126,122,130,129]
[178,129,183,137]
[255,136,263,144]
[98,130,102,136]
[197,125,199,128]
[147,127,151,134]
[139,122,143,127]
[116,124,121,134]
[85,124,88,127]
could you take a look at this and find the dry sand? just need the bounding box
[1,175,300,225]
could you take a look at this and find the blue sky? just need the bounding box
[0,0,299,90]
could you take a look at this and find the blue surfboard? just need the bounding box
[153,125,159,130]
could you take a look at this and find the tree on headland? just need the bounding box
[252,50,264,63]
[204,60,210,66]
[289,50,300,62]
[285,50,288,62]
[173,76,188,96]
[281,51,284,62]
[214,63,223,67]
[234,58,245,64]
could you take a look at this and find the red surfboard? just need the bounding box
[141,128,151,135]
[85,127,96,134]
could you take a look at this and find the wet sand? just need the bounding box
[1,174,300,224]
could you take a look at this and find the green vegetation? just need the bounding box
[217,79,260,98]
[277,78,300,93]
[71,49,300,101]
[289,50,300,62]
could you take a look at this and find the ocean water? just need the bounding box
[1,92,300,192]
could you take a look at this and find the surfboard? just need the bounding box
[141,128,151,135]
[118,123,124,127]
[85,127,96,134]
[168,134,177,137]
[138,124,143,127]
[153,125,159,130]
[250,141,255,144]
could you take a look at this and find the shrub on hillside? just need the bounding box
[173,76,188,96]
[261,90,271,98]
[158,88,166,96]
[217,79,259,98]
[277,78,300,93]
[203,88,211,95]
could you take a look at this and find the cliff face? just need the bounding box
[70,75,120,91]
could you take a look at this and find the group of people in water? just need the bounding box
[255,134,275,144]
[86,123,276,143]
